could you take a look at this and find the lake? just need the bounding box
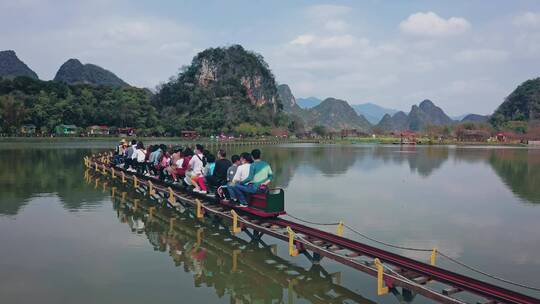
[1,140,539,304]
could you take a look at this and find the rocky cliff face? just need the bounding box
[277,84,296,111]
[0,50,38,79]
[189,45,280,112]
[54,59,128,87]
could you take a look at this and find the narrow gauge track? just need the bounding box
[105,186,379,304]
[86,153,540,304]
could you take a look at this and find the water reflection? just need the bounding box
[0,148,108,215]
[1,144,540,218]
[111,187,377,304]
[488,149,540,204]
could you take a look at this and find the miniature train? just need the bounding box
[113,163,286,218]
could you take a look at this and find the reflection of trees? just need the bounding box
[113,193,376,304]
[488,149,540,204]
[0,148,107,215]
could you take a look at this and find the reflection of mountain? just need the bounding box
[113,193,377,304]
[488,149,540,204]
[305,146,358,176]
[0,148,107,215]
[260,145,359,186]
[371,146,449,177]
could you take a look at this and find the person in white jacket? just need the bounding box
[131,141,147,174]
[227,152,252,202]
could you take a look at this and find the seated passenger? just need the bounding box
[165,149,183,182]
[113,139,127,165]
[227,152,253,205]
[175,148,193,182]
[185,144,205,188]
[207,149,232,189]
[217,154,240,199]
[230,149,273,207]
[124,139,138,171]
[158,149,170,180]
[132,141,147,175]
[195,154,215,194]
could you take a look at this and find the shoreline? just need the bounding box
[0,136,530,147]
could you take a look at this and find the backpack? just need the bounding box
[196,154,207,167]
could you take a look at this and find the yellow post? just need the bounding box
[111,186,116,198]
[196,199,204,219]
[94,178,99,189]
[111,167,116,179]
[148,181,155,196]
[232,249,240,272]
[167,187,176,205]
[230,210,242,233]
[374,258,389,295]
[121,171,126,183]
[430,247,438,266]
[121,191,126,203]
[286,226,299,257]
[133,176,139,188]
[95,162,99,171]
[133,199,139,211]
[336,221,344,237]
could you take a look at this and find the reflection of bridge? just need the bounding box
[86,153,540,304]
[110,188,379,304]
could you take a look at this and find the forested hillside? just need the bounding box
[0,77,158,134]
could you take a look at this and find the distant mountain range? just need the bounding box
[376,100,453,131]
[351,103,399,124]
[0,50,128,87]
[54,58,128,87]
[0,48,513,135]
[0,50,38,79]
[297,98,398,124]
[279,85,372,132]
[296,97,322,109]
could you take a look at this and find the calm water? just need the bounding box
[1,140,539,304]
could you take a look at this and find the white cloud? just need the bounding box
[289,34,359,49]
[513,12,540,28]
[290,34,316,45]
[307,4,351,19]
[399,12,471,37]
[454,49,508,63]
[324,20,347,31]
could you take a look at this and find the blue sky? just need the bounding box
[2,0,540,115]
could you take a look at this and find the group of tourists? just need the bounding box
[113,139,273,207]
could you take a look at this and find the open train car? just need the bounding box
[219,188,286,218]
[111,161,286,218]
